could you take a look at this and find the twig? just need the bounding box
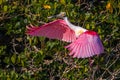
[99,56,119,79]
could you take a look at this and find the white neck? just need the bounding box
[63,17,87,37]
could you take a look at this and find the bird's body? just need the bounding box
[26,13,104,58]
[63,17,87,37]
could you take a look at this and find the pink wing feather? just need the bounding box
[65,30,104,58]
[26,19,76,42]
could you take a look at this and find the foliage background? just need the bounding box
[0,0,120,80]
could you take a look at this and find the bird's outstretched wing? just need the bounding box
[65,30,104,58]
[26,19,76,42]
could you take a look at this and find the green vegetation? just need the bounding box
[0,0,120,80]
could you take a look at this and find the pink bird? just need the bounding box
[26,12,104,58]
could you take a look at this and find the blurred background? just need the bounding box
[0,0,120,80]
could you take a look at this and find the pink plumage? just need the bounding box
[26,18,104,58]
[26,19,76,42]
[65,30,104,58]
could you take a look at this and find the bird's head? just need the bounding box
[48,12,66,19]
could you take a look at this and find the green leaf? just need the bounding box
[7,77,10,80]
[84,67,88,72]
[17,55,21,63]
[91,21,95,29]
[0,0,2,5]
[11,54,16,64]
[60,0,66,5]
[21,60,24,67]
[15,22,20,27]
[3,5,8,12]
[39,50,43,55]
[85,13,91,20]
[86,23,90,29]
[3,57,10,64]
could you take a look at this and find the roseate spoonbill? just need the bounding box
[26,12,104,58]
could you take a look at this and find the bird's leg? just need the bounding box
[89,58,94,67]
